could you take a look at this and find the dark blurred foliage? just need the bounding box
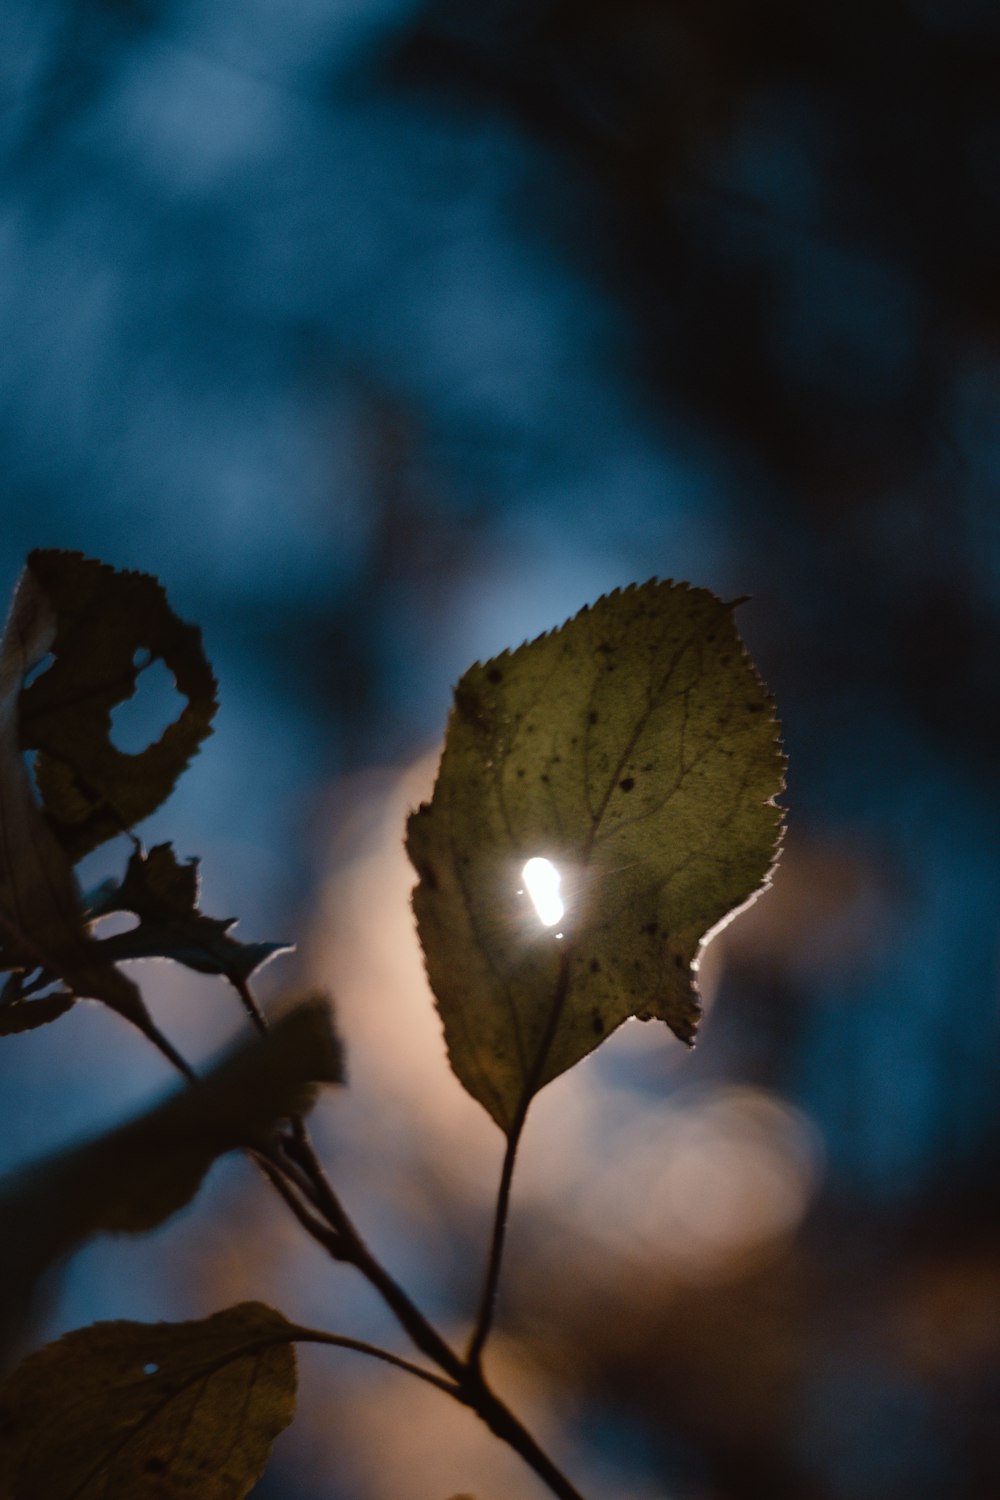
[2,1,999,1497]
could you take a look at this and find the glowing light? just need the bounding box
[521,857,565,927]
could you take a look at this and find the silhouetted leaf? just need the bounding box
[92,843,292,987]
[0,1303,297,1499]
[0,557,156,1036]
[0,990,75,1034]
[19,549,217,861]
[0,998,342,1328]
[408,582,784,1132]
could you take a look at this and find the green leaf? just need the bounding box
[0,1302,297,1499]
[0,998,343,1327]
[18,549,217,861]
[407,582,784,1133]
[91,843,292,988]
[0,558,155,1035]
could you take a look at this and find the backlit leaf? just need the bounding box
[407,582,784,1133]
[0,998,342,1330]
[19,549,217,861]
[0,1302,297,1499]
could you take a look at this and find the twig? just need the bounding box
[289,1325,459,1397]
[466,951,573,1369]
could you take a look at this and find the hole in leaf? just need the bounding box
[143,1362,159,1376]
[109,657,185,755]
[92,910,140,938]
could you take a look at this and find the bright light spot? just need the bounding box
[522,857,565,927]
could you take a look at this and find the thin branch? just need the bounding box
[288,1325,460,1397]
[236,977,589,1499]
[141,1016,199,1083]
[466,951,573,1369]
[251,1151,346,1258]
[465,1109,527,1369]
[231,972,268,1035]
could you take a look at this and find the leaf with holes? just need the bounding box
[407,581,784,1133]
[0,556,156,1036]
[0,1303,297,1499]
[18,549,217,861]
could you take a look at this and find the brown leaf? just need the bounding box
[0,558,150,1031]
[0,1303,297,1499]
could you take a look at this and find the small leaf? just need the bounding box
[92,843,292,988]
[0,1302,297,1499]
[0,998,343,1326]
[18,549,218,861]
[0,989,75,1034]
[407,582,784,1132]
[0,558,154,1034]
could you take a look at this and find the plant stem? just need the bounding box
[465,1108,527,1369]
[280,1123,590,1499]
[455,1375,589,1500]
[95,913,590,1493]
[240,978,591,1499]
[289,1326,460,1396]
[290,1322,587,1500]
[466,951,573,1370]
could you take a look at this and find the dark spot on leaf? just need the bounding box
[419,862,438,891]
[673,954,685,969]
[597,641,614,653]
[619,777,635,792]
[455,683,483,724]
[145,1457,168,1474]
[516,768,525,778]
[746,702,764,712]
[587,710,598,725]
[642,921,658,935]
[540,773,550,783]
[591,1010,604,1035]
[487,667,503,684]
[589,958,600,974]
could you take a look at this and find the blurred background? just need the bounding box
[2,0,1000,1495]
